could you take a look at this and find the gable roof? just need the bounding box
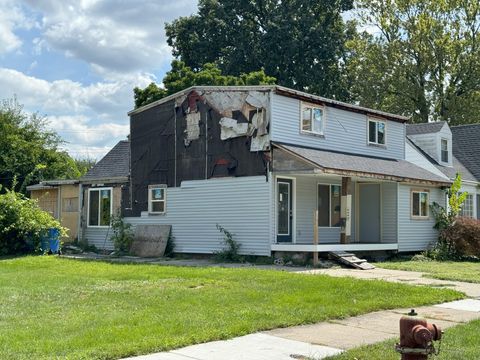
[80,140,130,182]
[274,143,451,185]
[451,124,480,181]
[128,85,409,123]
[406,121,446,135]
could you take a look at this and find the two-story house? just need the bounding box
[101,85,451,257]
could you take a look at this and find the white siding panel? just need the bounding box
[125,176,271,256]
[84,227,114,250]
[270,94,405,160]
[398,184,445,252]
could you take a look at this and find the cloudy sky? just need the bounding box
[0,0,198,159]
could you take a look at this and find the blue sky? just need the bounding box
[0,0,198,159]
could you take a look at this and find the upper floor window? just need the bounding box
[88,188,112,227]
[411,190,429,218]
[301,103,324,135]
[149,185,166,214]
[459,193,474,218]
[441,138,449,162]
[368,118,386,146]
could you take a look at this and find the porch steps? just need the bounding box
[328,251,376,270]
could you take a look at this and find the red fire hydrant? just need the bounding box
[395,310,442,359]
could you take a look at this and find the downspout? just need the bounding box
[174,104,177,187]
[205,108,208,179]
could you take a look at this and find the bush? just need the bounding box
[110,214,134,255]
[440,217,480,258]
[0,188,66,255]
[213,224,241,262]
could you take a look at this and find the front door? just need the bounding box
[277,178,293,242]
[358,183,381,243]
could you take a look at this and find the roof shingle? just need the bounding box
[451,124,480,181]
[406,121,446,135]
[81,140,130,182]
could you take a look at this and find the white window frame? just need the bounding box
[300,102,325,136]
[459,193,474,218]
[317,183,342,228]
[440,138,449,163]
[367,117,387,146]
[411,190,429,219]
[148,185,167,214]
[87,187,113,228]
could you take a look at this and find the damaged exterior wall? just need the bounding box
[129,89,272,216]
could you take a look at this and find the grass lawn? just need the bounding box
[326,319,480,360]
[377,260,480,283]
[0,256,463,359]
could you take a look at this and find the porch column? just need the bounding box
[340,177,352,244]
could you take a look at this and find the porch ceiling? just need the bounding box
[273,143,451,186]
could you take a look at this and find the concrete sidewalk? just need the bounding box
[123,299,480,360]
[298,267,480,298]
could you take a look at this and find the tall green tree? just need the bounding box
[0,99,81,192]
[165,0,355,100]
[134,60,276,108]
[348,0,480,124]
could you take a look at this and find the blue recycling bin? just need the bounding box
[40,228,60,254]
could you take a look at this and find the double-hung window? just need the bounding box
[317,184,342,227]
[149,185,166,214]
[441,138,449,163]
[411,190,429,218]
[368,118,386,145]
[88,188,112,227]
[301,103,325,135]
[459,193,474,218]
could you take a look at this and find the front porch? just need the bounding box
[271,242,399,252]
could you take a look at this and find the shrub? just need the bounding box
[213,224,241,262]
[110,214,134,254]
[164,233,175,258]
[0,188,66,255]
[440,217,480,258]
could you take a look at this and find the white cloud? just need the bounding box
[22,0,198,73]
[0,67,152,159]
[0,0,38,54]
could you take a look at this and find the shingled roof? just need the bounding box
[406,121,446,135]
[81,140,130,182]
[451,124,480,181]
[274,143,451,185]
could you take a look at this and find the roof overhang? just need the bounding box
[272,143,451,186]
[79,176,129,184]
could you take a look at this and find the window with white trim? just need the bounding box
[149,185,166,214]
[460,193,474,218]
[301,103,325,135]
[441,138,449,163]
[317,184,342,227]
[368,118,386,145]
[411,190,429,218]
[88,188,112,227]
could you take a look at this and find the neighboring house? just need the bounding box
[89,85,454,257]
[78,140,130,250]
[452,124,480,219]
[27,180,80,242]
[406,121,480,220]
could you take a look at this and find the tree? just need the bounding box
[165,0,355,101]
[74,157,96,177]
[0,98,81,192]
[134,60,276,108]
[348,0,480,124]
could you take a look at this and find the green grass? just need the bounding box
[0,256,463,359]
[326,319,480,360]
[377,260,480,283]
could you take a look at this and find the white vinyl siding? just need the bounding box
[125,176,271,256]
[270,93,405,160]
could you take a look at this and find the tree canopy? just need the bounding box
[348,0,480,124]
[165,0,354,101]
[0,99,84,192]
[134,60,276,108]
